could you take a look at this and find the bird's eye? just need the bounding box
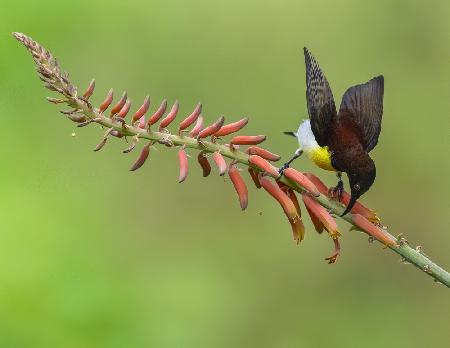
[354,184,360,191]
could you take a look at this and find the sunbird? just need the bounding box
[283,48,384,216]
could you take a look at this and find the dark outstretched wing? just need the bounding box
[339,75,384,152]
[304,47,337,147]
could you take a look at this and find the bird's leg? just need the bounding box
[279,149,303,174]
[329,172,344,202]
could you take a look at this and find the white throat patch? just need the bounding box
[295,119,320,154]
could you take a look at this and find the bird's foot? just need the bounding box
[329,179,344,202]
[278,162,290,175]
[325,238,341,264]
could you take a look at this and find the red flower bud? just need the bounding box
[212,152,227,176]
[82,78,95,99]
[228,165,248,210]
[197,151,211,177]
[132,95,150,122]
[284,168,320,196]
[198,116,225,139]
[117,99,131,118]
[189,116,204,137]
[159,101,179,130]
[214,118,249,137]
[249,155,280,178]
[99,88,113,113]
[110,91,127,116]
[138,116,146,129]
[246,146,281,162]
[230,135,266,146]
[179,103,202,131]
[178,149,189,183]
[130,144,150,171]
[147,99,168,126]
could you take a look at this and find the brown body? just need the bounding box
[328,115,374,176]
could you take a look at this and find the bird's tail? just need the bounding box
[283,131,296,137]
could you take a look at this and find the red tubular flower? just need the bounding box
[341,192,379,222]
[246,146,281,162]
[189,116,204,137]
[259,177,298,221]
[352,214,398,247]
[290,218,306,244]
[117,99,131,118]
[285,188,301,217]
[214,118,249,137]
[304,203,324,234]
[228,164,248,211]
[159,101,179,130]
[130,144,150,171]
[247,168,261,188]
[302,193,340,239]
[249,155,280,178]
[82,79,95,99]
[230,135,266,146]
[147,99,168,126]
[304,173,329,196]
[325,238,341,264]
[259,176,303,242]
[284,168,320,196]
[285,188,305,243]
[110,91,127,116]
[198,116,225,139]
[197,151,211,177]
[212,152,227,176]
[179,103,202,131]
[178,149,188,183]
[99,88,113,113]
[132,95,150,122]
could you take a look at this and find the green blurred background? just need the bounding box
[0,0,449,347]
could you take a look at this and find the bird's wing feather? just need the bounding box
[304,47,337,147]
[338,75,384,152]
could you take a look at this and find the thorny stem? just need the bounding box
[13,32,450,288]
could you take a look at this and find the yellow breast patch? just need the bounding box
[308,146,335,171]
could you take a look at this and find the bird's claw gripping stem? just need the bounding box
[329,175,344,202]
[278,162,290,175]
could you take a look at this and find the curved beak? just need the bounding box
[341,193,358,217]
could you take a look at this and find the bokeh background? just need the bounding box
[0,0,449,347]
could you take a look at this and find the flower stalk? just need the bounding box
[13,32,450,287]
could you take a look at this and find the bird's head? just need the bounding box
[341,161,376,216]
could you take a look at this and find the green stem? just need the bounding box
[75,99,450,287]
[14,31,450,288]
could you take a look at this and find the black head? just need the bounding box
[341,163,376,216]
